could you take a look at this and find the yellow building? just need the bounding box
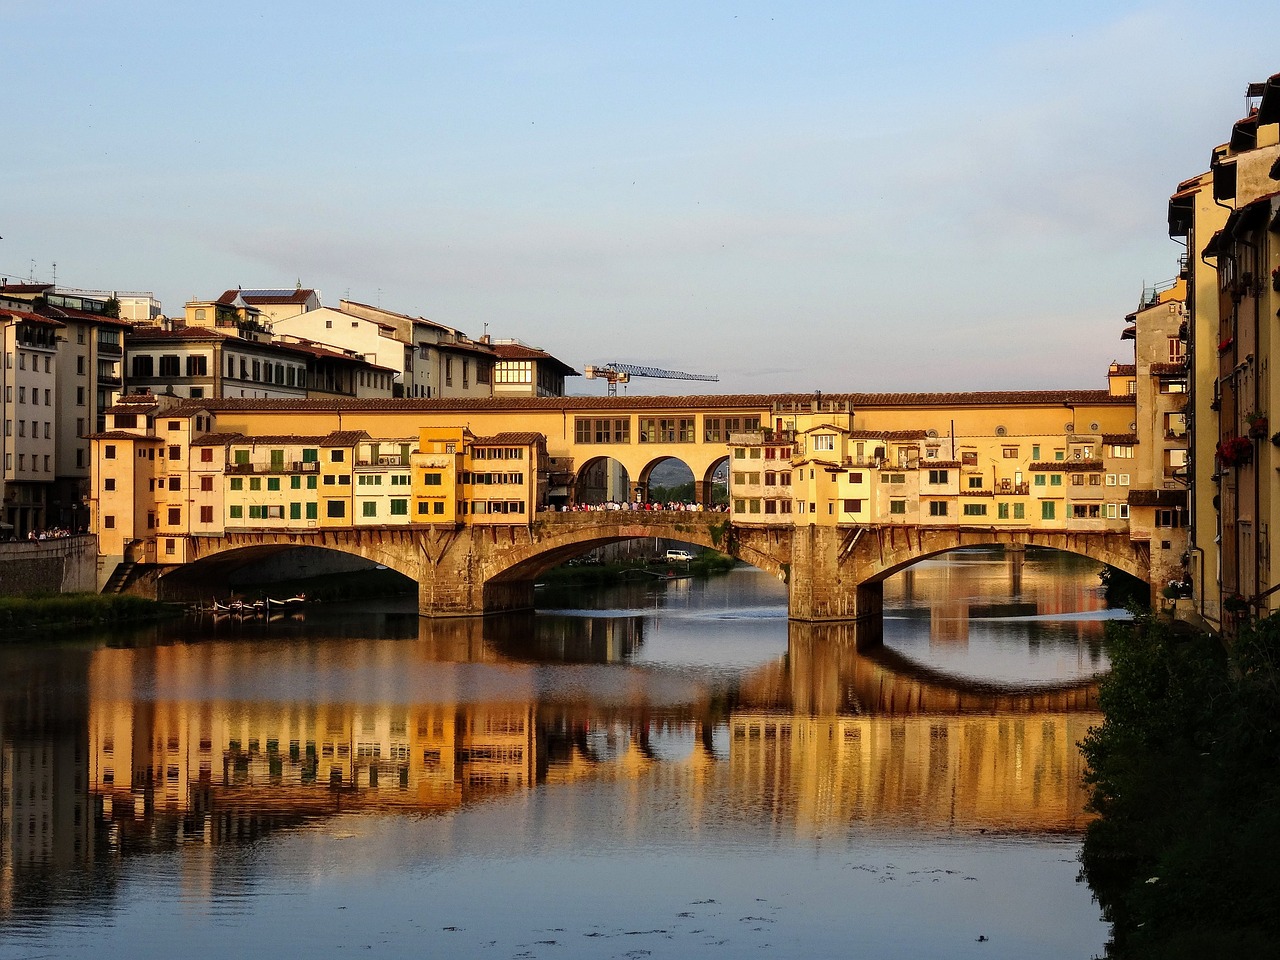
[1166,71,1280,627]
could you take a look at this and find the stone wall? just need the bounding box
[0,536,99,596]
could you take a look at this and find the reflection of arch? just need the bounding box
[574,455,631,505]
[735,620,1103,716]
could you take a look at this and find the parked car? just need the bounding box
[665,549,695,562]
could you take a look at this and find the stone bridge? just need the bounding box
[155,514,1152,620]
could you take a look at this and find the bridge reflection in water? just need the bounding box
[0,610,1101,919]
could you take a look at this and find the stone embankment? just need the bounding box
[0,535,99,596]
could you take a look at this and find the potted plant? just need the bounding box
[1217,435,1254,467]
[1246,412,1268,439]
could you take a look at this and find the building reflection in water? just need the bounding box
[884,547,1112,650]
[2,604,1102,916]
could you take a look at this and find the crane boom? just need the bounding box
[584,362,719,396]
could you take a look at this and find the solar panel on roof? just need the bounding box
[241,289,300,298]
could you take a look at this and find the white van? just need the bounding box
[665,549,694,562]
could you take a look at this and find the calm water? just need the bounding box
[0,547,1114,959]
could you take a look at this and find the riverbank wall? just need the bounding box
[0,536,99,596]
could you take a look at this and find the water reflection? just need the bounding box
[0,555,1111,955]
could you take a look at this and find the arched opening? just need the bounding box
[574,456,631,506]
[638,456,696,506]
[702,455,730,509]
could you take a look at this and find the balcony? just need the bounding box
[227,460,320,475]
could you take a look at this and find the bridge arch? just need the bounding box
[485,514,787,592]
[851,526,1148,587]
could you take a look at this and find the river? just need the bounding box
[0,547,1116,959]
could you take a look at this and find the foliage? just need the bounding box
[0,593,175,635]
[102,296,121,318]
[1080,615,1280,957]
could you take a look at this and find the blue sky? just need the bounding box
[4,1,1277,394]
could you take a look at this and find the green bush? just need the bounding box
[1080,615,1280,957]
[0,593,176,636]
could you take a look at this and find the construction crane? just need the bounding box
[583,362,719,397]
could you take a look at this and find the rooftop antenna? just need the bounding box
[52,262,56,285]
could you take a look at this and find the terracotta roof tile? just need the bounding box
[85,431,162,442]
[1103,434,1138,445]
[472,432,546,446]
[322,430,370,446]
[1110,364,1136,376]
[176,389,1133,416]
[1149,362,1187,376]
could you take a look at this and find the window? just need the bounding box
[200,506,213,523]
[848,471,863,483]
[104,445,116,460]
[104,478,116,491]
[230,477,243,490]
[200,476,214,491]
[1041,501,1055,520]
[812,434,835,451]
[1034,474,1046,487]
[1110,444,1134,459]
[330,450,345,462]
[249,478,261,491]
[169,477,182,492]
[963,503,987,517]
[103,515,115,528]
[1002,447,1018,458]
[158,355,180,377]
[169,445,181,461]
[967,476,983,489]
[885,473,905,484]
[889,500,907,515]
[1013,503,1025,520]
[1119,474,1130,486]
[1155,509,1183,528]
[290,503,302,520]
[326,500,346,518]
[306,503,318,520]
[229,505,243,519]
[267,477,281,491]
[997,502,1009,519]
[423,472,442,486]
[1050,474,1063,486]
[843,499,862,512]
[927,469,949,485]
[1071,474,1084,486]
[390,499,408,516]
[167,508,181,526]
[362,501,377,517]
[928,501,949,517]
[1119,504,1130,519]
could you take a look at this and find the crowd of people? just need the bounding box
[16,527,84,541]
[543,501,728,513]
